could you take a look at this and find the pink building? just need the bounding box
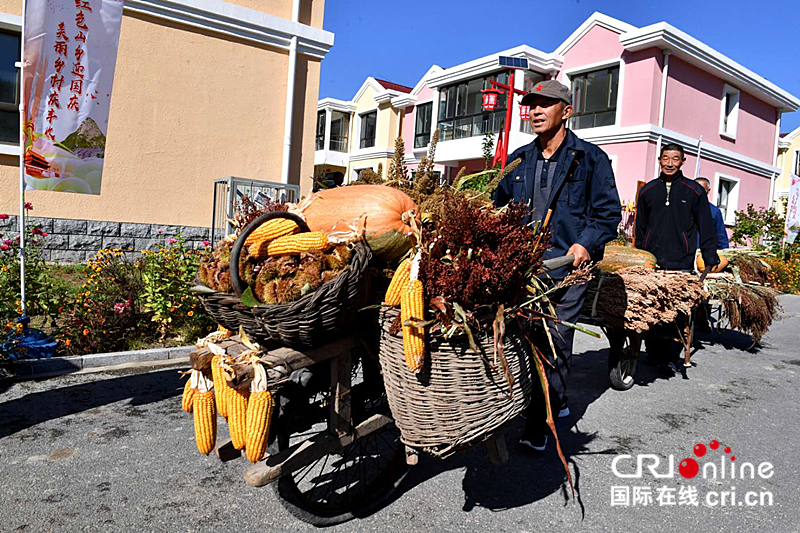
[391,13,799,225]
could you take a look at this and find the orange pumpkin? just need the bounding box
[598,244,658,272]
[292,185,418,263]
[696,250,729,273]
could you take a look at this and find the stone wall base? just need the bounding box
[0,215,212,263]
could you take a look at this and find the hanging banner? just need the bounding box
[22,0,124,195]
[786,174,800,245]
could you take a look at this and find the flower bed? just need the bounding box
[1,204,216,364]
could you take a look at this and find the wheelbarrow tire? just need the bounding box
[268,353,408,526]
[609,353,637,391]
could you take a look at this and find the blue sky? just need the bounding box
[319,0,800,134]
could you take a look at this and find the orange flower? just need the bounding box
[82,328,89,336]
[65,339,71,346]
[188,311,194,317]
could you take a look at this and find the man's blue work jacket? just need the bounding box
[493,129,622,278]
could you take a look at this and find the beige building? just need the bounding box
[314,77,416,185]
[776,126,800,213]
[0,0,332,260]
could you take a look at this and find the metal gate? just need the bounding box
[211,177,300,245]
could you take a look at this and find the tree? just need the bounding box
[731,203,785,255]
[482,132,495,170]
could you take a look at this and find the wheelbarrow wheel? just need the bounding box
[609,348,637,391]
[269,351,408,526]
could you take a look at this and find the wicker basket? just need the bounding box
[196,211,373,348]
[378,307,534,458]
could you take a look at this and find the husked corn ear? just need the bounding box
[181,378,195,413]
[227,386,250,450]
[245,390,273,463]
[210,355,228,418]
[243,218,300,248]
[193,391,216,455]
[401,279,425,373]
[249,231,329,258]
[384,258,412,306]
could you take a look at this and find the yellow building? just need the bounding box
[314,77,414,185]
[0,0,333,260]
[776,126,800,212]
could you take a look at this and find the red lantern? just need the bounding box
[481,88,502,111]
[519,104,530,121]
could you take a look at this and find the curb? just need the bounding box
[11,345,194,380]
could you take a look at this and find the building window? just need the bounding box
[359,111,376,149]
[792,150,799,176]
[720,85,740,139]
[329,110,349,152]
[569,66,619,130]
[315,110,325,151]
[520,71,546,134]
[715,175,740,225]
[414,102,432,149]
[0,31,20,144]
[411,169,441,183]
[437,71,509,141]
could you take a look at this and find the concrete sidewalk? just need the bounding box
[11,345,193,380]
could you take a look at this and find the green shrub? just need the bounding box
[138,234,214,341]
[60,248,148,356]
[0,208,68,327]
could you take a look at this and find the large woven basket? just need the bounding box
[378,307,534,458]
[196,212,372,348]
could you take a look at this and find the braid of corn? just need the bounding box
[227,386,250,450]
[191,370,216,455]
[181,377,195,413]
[245,360,273,464]
[384,258,412,306]
[210,355,228,418]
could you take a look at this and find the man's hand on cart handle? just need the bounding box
[567,243,590,266]
[540,254,576,273]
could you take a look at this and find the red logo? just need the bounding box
[535,84,543,92]
[679,440,735,478]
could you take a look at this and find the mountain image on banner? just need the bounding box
[61,117,107,158]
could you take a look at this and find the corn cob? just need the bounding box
[210,355,228,418]
[191,370,216,455]
[249,231,329,259]
[181,377,195,413]
[384,258,412,306]
[245,360,273,463]
[402,279,426,373]
[227,385,250,450]
[243,218,300,248]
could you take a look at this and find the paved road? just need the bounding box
[2,296,799,533]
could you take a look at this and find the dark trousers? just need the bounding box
[524,281,588,426]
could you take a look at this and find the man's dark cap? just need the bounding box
[520,80,572,106]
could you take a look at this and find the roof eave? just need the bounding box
[620,23,800,112]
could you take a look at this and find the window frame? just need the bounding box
[567,64,620,131]
[719,84,740,141]
[793,149,800,176]
[315,110,326,151]
[358,110,377,149]
[414,101,433,149]
[0,29,21,145]
[436,71,510,141]
[712,173,741,226]
[328,110,350,153]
